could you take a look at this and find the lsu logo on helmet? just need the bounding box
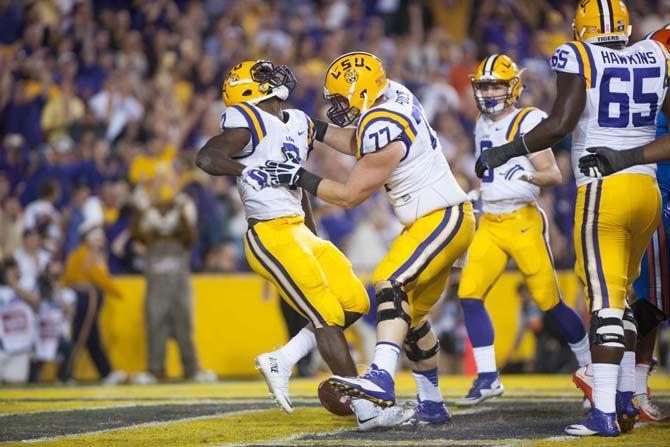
[323,52,389,127]
[222,60,297,107]
[573,0,631,45]
[471,54,524,115]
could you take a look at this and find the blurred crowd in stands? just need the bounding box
[1,0,669,382]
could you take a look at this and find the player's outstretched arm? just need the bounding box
[475,73,586,178]
[526,149,562,187]
[312,119,357,156]
[263,141,404,209]
[315,142,403,208]
[579,93,670,177]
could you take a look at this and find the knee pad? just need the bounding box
[631,299,666,337]
[589,309,625,349]
[403,321,440,362]
[375,280,411,326]
[622,307,638,335]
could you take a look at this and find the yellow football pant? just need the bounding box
[574,174,661,311]
[458,204,561,311]
[244,216,369,328]
[373,203,475,327]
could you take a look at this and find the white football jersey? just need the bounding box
[475,107,548,214]
[34,300,66,361]
[0,286,35,354]
[220,102,314,220]
[551,39,669,187]
[357,81,468,225]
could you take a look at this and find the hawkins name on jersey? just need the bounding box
[475,107,548,214]
[551,38,670,187]
[356,81,468,225]
[220,102,315,221]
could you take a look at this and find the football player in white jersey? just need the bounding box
[474,0,667,436]
[455,54,591,407]
[196,60,411,430]
[261,52,475,426]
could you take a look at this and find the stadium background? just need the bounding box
[1,0,670,382]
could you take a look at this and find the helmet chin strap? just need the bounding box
[358,82,388,117]
[359,91,369,116]
[247,85,290,104]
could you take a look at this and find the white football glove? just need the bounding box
[263,150,305,188]
[241,167,271,191]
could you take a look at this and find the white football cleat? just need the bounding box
[637,393,670,423]
[572,365,593,404]
[102,370,128,386]
[192,369,218,384]
[354,401,414,431]
[130,371,158,385]
[255,351,293,414]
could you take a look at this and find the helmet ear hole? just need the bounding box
[242,89,253,97]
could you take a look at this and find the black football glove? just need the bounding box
[578,146,645,178]
[263,150,304,187]
[475,139,528,179]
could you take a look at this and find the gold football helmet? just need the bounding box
[573,0,630,46]
[323,52,389,127]
[471,54,524,115]
[222,60,297,107]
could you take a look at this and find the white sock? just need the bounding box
[568,334,592,367]
[413,369,443,402]
[373,342,400,376]
[351,398,376,420]
[635,363,651,396]
[592,363,619,414]
[473,345,497,374]
[277,327,316,366]
[617,351,635,393]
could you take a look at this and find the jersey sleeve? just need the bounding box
[518,108,547,134]
[220,106,248,130]
[550,41,597,88]
[356,108,418,158]
[220,104,267,151]
[504,107,545,142]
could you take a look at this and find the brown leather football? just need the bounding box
[318,379,353,416]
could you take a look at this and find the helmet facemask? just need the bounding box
[472,79,518,116]
[323,92,360,127]
[250,61,297,102]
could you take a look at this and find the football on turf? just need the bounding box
[318,380,353,416]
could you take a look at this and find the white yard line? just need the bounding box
[220,428,354,447]
[20,408,263,443]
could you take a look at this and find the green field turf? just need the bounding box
[0,373,668,446]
